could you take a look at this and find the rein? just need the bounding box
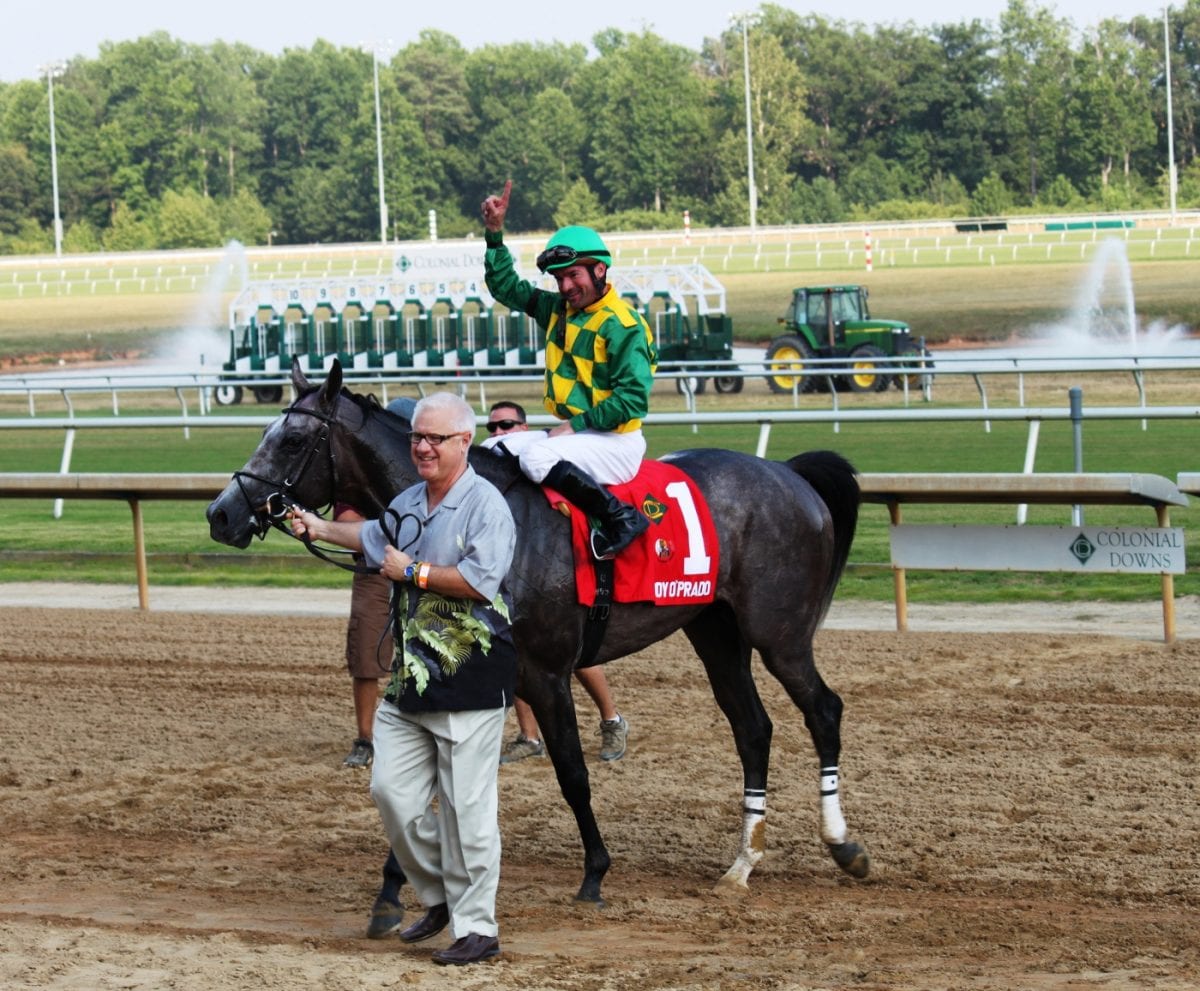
[292,505,422,576]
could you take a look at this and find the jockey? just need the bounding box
[480,180,657,560]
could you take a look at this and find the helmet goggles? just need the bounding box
[537,244,591,273]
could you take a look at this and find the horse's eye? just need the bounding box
[280,430,307,452]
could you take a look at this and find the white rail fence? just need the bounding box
[2,402,1197,481]
[3,211,1199,295]
[2,394,1194,638]
[3,352,1199,424]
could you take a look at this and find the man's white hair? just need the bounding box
[413,391,476,435]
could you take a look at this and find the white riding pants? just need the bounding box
[369,703,507,939]
[481,427,645,485]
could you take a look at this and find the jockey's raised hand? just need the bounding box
[481,179,511,232]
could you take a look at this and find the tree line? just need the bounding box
[2,0,1198,255]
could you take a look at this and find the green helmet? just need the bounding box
[536,225,612,273]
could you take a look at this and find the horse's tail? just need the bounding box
[786,450,860,616]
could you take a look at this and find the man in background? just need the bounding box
[484,400,629,764]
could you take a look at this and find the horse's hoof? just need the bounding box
[713,874,750,897]
[828,840,870,879]
[366,899,406,939]
[573,892,606,908]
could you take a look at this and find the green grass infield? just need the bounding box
[1,417,1194,603]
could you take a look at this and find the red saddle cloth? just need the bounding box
[543,460,719,607]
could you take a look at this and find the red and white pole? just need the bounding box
[683,209,691,243]
[864,230,873,272]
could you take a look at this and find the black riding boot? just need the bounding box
[544,460,649,560]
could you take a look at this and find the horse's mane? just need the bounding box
[350,389,412,437]
[467,443,529,495]
[298,378,532,496]
[295,379,412,437]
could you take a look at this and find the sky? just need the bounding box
[7,0,1173,84]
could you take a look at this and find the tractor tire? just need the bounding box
[213,384,244,406]
[894,345,934,390]
[846,344,890,393]
[713,375,744,394]
[765,335,818,395]
[252,386,284,404]
[675,375,707,396]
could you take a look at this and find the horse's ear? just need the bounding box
[291,356,309,394]
[317,359,343,412]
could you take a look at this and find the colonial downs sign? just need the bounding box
[890,524,1186,575]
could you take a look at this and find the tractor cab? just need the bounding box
[766,284,929,395]
[791,286,869,350]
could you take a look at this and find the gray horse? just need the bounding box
[206,359,870,905]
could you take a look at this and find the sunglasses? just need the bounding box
[535,245,609,273]
[408,432,468,447]
[485,419,524,433]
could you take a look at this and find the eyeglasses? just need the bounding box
[408,432,468,447]
[485,419,524,433]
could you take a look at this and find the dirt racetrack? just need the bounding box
[1,597,1197,991]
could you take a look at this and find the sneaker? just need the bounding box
[343,738,374,769]
[598,715,628,761]
[499,734,544,764]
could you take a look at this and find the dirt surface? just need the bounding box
[1,591,1197,990]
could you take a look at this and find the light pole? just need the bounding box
[1163,5,1178,221]
[361,42,392,245]
[40,61,66,257]
[735,14,758,234]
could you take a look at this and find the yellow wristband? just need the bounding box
[417,562,431,589]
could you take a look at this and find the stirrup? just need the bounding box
[588,514,648,560]
[589,529,616,561]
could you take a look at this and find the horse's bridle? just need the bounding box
[234,403,337,541]
[233,400,423,575]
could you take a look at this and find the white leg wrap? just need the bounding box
[717,788,766,891]
[819,766,848,845]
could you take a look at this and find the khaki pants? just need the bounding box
[369,703,506,938]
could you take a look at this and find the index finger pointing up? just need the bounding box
[498,179,512,208]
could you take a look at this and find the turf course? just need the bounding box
[0,411,1195,602]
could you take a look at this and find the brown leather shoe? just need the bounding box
[398,903,449,943]
[432,933,500,966]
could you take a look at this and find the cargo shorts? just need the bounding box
[345,569,393,680]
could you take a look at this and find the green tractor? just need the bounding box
[765,285,931,394]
